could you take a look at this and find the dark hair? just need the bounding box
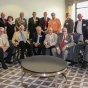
[7,16,13,21]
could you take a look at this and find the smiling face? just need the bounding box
[20,12,24,18]
[19,25,25,31]
[1,12,6,19]
[62,27,67,36]
[78,13,83,21]
[51,13,56,19]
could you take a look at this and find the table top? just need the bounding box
[21,55,67,73]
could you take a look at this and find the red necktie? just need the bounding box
[61,35,66,49]
[3,19,6,24]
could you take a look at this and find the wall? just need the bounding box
[0,0,65,25]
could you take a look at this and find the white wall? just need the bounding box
[0,0,65,25]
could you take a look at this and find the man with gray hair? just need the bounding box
[52,27,75,60]
[32,26,45,55]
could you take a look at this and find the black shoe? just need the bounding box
[81,61,87,69]
[2,63,8,69]
[69,62,77,66]
[6,61,13,64]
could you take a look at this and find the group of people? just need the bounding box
[0,11,88,70]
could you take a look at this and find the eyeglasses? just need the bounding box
[0,31,4,32]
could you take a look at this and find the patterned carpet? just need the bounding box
[0,63,88,88]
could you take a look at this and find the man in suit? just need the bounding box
[28,12,39,39]
[48,12,61,33]
[64,13,74,34]
[44,28,58,55]
[15,12,27,31]
[12,25,33,59]
[39,12,50,33]
[0,12,7,33]
[32,26,45,55]
[69,13,88,69]
[0,27,14,69]
[52,27,74,60]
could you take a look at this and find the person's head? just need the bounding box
[66,12,71,19]
[48,28,53,34]
[77,13,83,21]
[62,27,67,35]
[32,12,36,18]
[20,12,24,18]
[1,12,6,19]
[7,16,13,22]
[36,26,42,34]
[0,27,5,35]
[19,25,25,31]
[51,12,56,19]
[43,12,47,18]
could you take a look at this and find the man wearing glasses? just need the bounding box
[52,27,75,60]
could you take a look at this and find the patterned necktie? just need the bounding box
[20,32,26,43]
[61,35,66,49]
[34,18,36,24]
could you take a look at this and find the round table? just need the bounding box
[21,55,67,88]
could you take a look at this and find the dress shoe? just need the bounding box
[6,61,13,64]
[81,61,87,69]
[2,63,8,69]
[69,62,78,66]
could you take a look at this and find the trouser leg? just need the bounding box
[19,41,25,59]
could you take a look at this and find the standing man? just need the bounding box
[69,13,88,68]
[39,12,50,33]
[28,12,39,39]
[0,12,7,33]
[15,12,27,31]
[48,12,61,33]
[64,13,74,34]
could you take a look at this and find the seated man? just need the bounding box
[69,40,88,69]
[52,27,75,60]
[12,25,33,59]
[44,28,58,55]
[0,27,14,69]
[32,26,45,55]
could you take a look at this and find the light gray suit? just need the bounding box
[52,33,75,60]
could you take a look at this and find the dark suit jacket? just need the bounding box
[39,17,50,31]
[74,19,88,40]
[28,17,39,32]
[32,32,45,45]
[28,17,39,38]
[0,18,7,28]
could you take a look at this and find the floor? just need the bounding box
[0,63,88,88]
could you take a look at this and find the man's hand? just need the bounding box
[45,44,50,48]
[15,42,19,46]
[57,49,61,54]
[1,46,8,52]
[34,43,38,47]
[85,40,88,43]
[62,46,67,51]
